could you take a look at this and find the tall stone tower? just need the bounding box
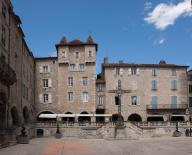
[55,36,97,116]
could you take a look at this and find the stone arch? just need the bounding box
[111,114,124,123]
[10,106,19,126]
[171,116,185,122]
[62,112,75,122]
[128,113,142,122]
[37,111,56,122]
[78,111,91,123]
[23,106,30,124]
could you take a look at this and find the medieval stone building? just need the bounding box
[35,36,189,124]
[0,0,35,145]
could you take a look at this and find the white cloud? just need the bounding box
[144,2,153,11]
[158,38,165,44]
[144,0,192,30]
[154,37,165,45]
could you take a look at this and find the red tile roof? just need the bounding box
[55,36,98,51]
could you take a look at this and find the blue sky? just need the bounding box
[12,0,192,73]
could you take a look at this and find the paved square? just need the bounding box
[1,137,192,155]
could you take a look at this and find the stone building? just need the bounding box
[188,70,192,119]
[0,0,35,142]
[35,36,189,124]
[99,58,188,122]
[35,36,97,122]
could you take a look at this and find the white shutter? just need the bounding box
[129,96,132,105]
[49,93,52,103]
[39,94,43,103]
[48,65,50,72]
[49,79,52,87]
[128,68,131,75]
[111,96,114,104]
[120,68,123,76]
[113,68,116,76]
[136,68,140,75]
[137,96,140,105]
[39,66,43,73]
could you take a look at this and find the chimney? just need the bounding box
[104,57,109,64]
[87,35,94,44]
[60,36,67,44]
[119,60,123,64]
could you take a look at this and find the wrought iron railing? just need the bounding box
[146,104,188,110]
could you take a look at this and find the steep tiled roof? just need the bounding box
[102,63,188,68]
[55,36,98,51]
[68,39,85,45]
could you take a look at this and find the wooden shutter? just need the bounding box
[136,68,140,75]
[49,79,52,87]
[128,68,131,75]
[39,94,43,103]
[39,66,43,73]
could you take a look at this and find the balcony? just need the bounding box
[96,104,105,109]
[146,104,188,110]
[0,60,16,85]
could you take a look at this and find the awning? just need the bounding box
[39,114,113,118]
[39,114,57,118]
[57,114,75,117]
[147,115,164,117]
[171,115,186,117]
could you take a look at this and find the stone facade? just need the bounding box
[0,0,35,132]
[35,37,97,122]
[188,70,192,118]
[100,58,188,122]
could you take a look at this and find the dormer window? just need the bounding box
[61,51,66,58]
[75,52,80,58]
[88,51,92,57]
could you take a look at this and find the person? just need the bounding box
[186,129,189,137]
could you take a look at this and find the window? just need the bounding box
[61,51,66,58]
[79,64,85,70]
[68,92,73,102]
[43,94,49,103]
[1,25,6,46]
[189,85,192,93]
[171,68,176,76]
[151,80,157,90]
[115,68,123,76]
[69,64,75,70]
[96,84,104,92]
[189,97,192,107]
[82,92,88,102]
[131,68,137,75]
[75,52,79,58]
[0,54,5,62]
[2,4,6,18]
[131,96,137,105]
[98,96,104,105]
[171,96,177,105]
[88,51,92,57]
[68,77,73,87]
[152,68,157,76]
[171,80,177,90]
[43,79,49,88]
[82,77,88,86]
[151,96,158,109]
[42,65,49,73]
